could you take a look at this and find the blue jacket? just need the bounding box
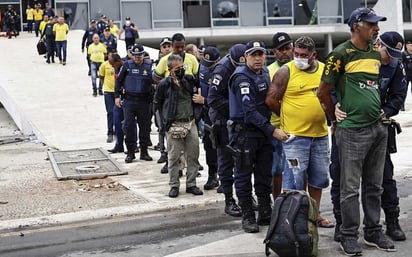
[379,59,407,118]
[207,55,235,123]
[115,59,153,98]
[229,65,274,138]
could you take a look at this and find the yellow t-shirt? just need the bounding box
[26,8,34,20]
[99,61,115,92]
[109,24,119,38]
[53,23,69,41]
[280,61,328,137]
[154,52,199,78]
[39,20,48,34]
[88,43,107,63]
[33,9,43,21]
[267,61,281,128]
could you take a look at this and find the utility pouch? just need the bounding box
[387,120,401,154]
[168,121,192,139]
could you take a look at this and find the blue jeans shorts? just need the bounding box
[282,135,330,190]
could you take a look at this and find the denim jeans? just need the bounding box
[90,62,102,90]
[55,40,67,62]
[104,92,115,135]
[335,121,387,238]
[167,120,200,189]
[282,135,329,190]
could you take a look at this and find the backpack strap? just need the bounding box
[264,192,289,256]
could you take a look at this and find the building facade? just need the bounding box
[0,0,409,58]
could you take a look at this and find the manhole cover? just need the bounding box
[48,148,127,180]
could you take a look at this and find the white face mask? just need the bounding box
[125,20,131,26]
[294,57,311,70]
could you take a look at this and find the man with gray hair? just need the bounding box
[154,54,203,198]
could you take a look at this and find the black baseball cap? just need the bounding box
[272,32,292,49]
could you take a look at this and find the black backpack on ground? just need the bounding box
[264,190,319,257]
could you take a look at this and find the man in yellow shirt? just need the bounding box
[266,36,332,228]
[108,19,119,38]
[26,5,34,33]
[88,34,107,96]
[39,14,49,36]
[33,3,43,37]
[99,52,116,143]
[153,33,199,83]
[53,16,69,65]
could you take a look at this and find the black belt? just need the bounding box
[175,116,194,122]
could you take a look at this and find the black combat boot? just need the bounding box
[385,207,406,241]
[140,147,153,161]
[224,194,241,217]
[257,195,272,225]
[125,152,135,163]
[204,172,219,190]
[240,201,259,233]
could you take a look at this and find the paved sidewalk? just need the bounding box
[1,31,412,256]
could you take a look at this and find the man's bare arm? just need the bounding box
[265,66,289,116]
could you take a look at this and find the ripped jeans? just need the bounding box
[282,135,330,190]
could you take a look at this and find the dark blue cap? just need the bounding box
[131,44,145,56]
[201,46,220,67]
[245,40,266,55]
[272,32,292,49]
[379,31,404,59]
[348,7,386,28]
[198,44,207,54]
[229,44,246,65]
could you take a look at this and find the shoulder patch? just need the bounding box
[212,74,222,85]
[240,82,250,95]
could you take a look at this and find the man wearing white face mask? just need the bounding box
[266,35,331,228]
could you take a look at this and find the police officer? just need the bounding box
[82,20,99,76]
[228,41,287,233]
[193,46,220,191]
[3,5,18,39]
[207,44,246,217]
[97,15,108,35]
[115,44,153,163]
[42,16,57,64]
[402,40,412,95]
[100,26,117,54]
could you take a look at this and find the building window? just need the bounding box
[266,0,293,25]
[183,0,211,28]
[211,0,240,26]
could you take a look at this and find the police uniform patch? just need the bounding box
[212,74,222,85]
[239,82,250,95]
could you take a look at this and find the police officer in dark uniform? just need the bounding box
[193,46,220,191]
[82,20,99,76]
[402,40,412,94]
[115,44,153,163]
[3,5,18,39]
[42,16,57,63]
[100,26,117,54]
[329,32,407,242]
[96,15,108,35]
[207,44,246,217]
[228,40,288,233]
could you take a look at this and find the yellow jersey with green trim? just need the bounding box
[109,24,119,38]
[321,40,381,128]
[88,42,107,63]
[99,61,115,92]
[53,23,69,41]
[154,52,199,78]
[267,60,281,128]
[281,61,327,137]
